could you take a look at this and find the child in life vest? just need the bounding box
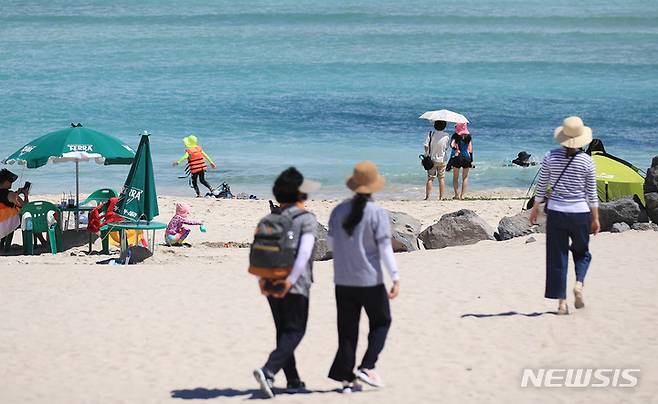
[173,135,217,197]
[165,203,203,246]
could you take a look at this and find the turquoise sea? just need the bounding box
[1,0,657,198]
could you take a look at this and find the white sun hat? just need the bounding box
[554,116,593,149]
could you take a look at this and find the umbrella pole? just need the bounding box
[75,161,80,230]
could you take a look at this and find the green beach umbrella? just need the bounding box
[3,123,135,211]
[114,131,159,223]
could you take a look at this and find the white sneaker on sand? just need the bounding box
[341,380,363,394]
[574,282,585,309]
[253,368,274,399]
[356,369,385,388]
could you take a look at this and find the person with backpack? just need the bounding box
[327,161,400,393]
[446,122,474,200]
[250,167,320,399]
[172,134,217,197]
[422,120,450,200]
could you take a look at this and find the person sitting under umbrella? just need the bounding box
[0,169,48,247]
[0,169,29,209]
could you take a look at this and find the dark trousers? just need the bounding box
[263,293,309,383]
[328,284,392,382]
[191,171,212,195]
[545,210,592,299]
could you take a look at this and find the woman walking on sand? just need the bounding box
[530,116,600,315]
[446,122,474,199]
[327,161,400,393]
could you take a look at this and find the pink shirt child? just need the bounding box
[166,203,202,235]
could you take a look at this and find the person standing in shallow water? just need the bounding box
[446,122,474,200]
[327,161,400,393]
[172,134,217,197]
[530,116,600,315]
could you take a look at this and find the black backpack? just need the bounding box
[248,209,308,279]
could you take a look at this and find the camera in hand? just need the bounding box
[24,181,31,192]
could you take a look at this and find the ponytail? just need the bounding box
[342,194,369,236]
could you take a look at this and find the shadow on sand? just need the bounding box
[461,311,557,318]
[171,387,340,400]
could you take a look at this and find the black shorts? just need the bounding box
[448,155,472,169]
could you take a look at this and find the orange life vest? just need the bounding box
[186,146,207,174]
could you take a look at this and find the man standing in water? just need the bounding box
[423,120,450,200]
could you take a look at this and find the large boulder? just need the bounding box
[611,222,630,233]
[314,223,332,261]
[419,209,495,250]
[643,155,658,194]
[496,209,546,241]
[645,192,658,224]
[387,210,421,252]
[631,222,658,231]
[599,197,641,232]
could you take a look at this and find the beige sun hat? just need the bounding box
[346,161,386,194]
[554,116,593,149]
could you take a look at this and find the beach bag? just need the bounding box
[420,131,434,171]
[248,209,308,279]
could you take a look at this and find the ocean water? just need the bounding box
[1,0,657,199]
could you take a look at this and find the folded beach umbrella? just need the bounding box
[419,109,469,124]
[114,131,159,223]
[3,123,135,209]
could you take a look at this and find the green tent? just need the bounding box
[592,151,645,205]
[114,131,159,222]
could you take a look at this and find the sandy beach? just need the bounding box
[1,195,657,403]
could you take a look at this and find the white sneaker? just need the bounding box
[253,368,274,399]
[341,380,363,394]
[356,369,385,388]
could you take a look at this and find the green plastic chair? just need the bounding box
[80,188,118,207]
[20,201,63,255]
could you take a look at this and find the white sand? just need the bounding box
[1,196,657,403]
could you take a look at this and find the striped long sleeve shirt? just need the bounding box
[535,148,598,213]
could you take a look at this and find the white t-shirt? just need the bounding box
[424,130,450,163]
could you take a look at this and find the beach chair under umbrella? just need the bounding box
[3,123,135,228]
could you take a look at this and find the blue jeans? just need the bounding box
[545,210,592,299]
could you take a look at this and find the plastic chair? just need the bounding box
[64,188,118,230]
[80,188,118,207]
[20,201,63,255]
